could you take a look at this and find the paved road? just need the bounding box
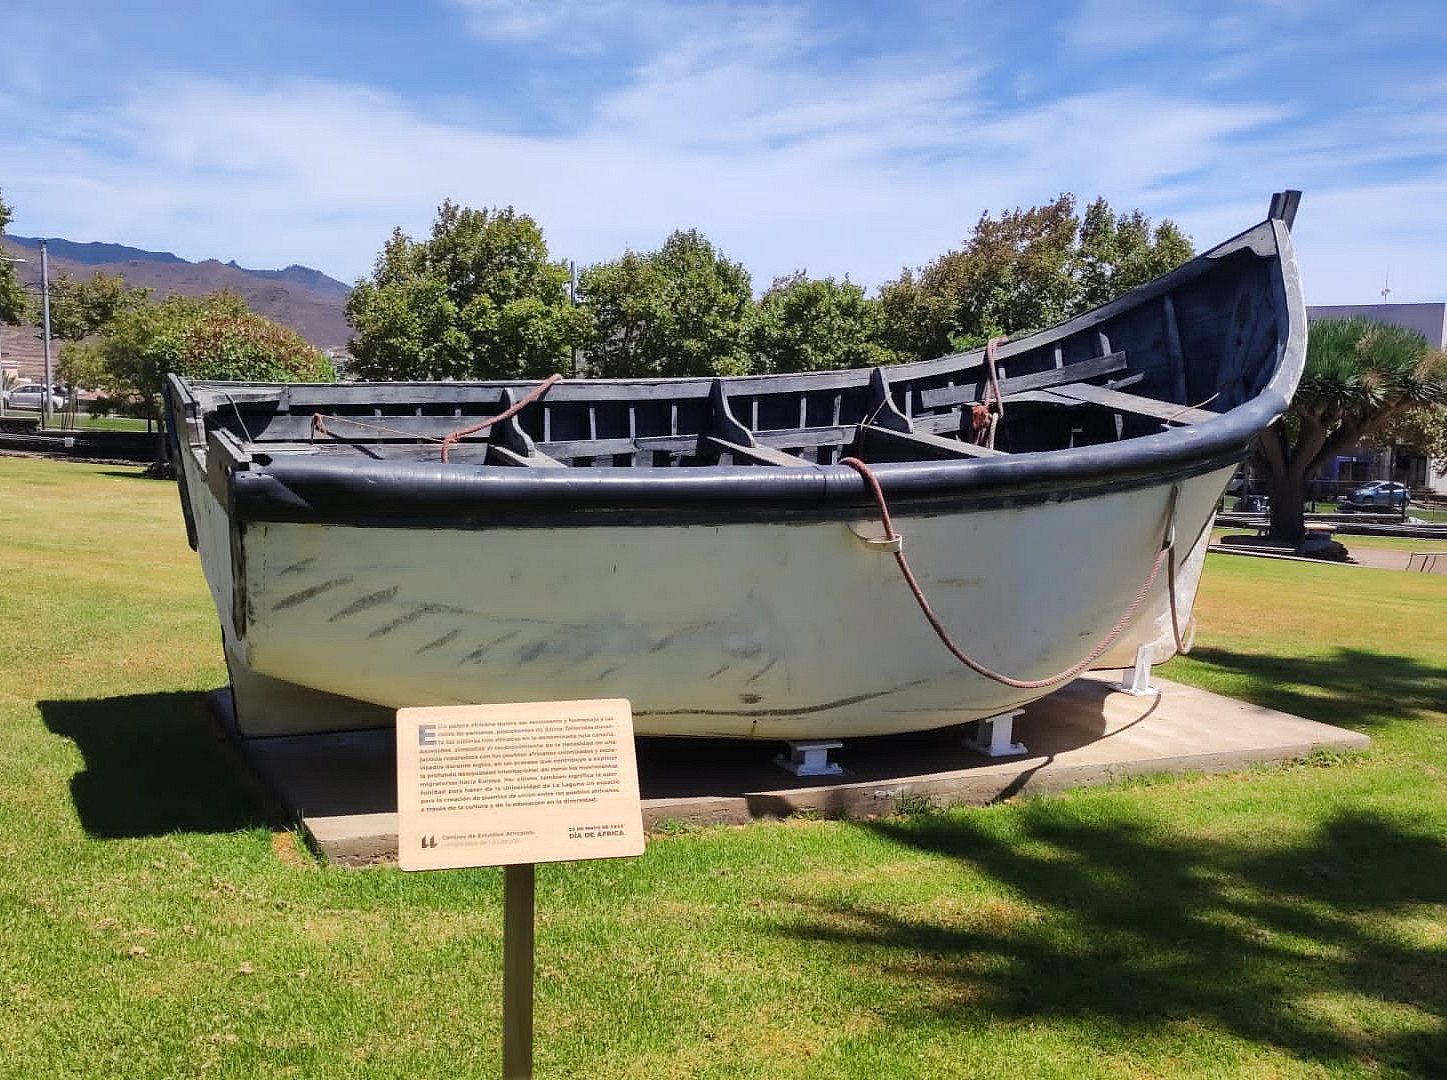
[1345,545,1447,573]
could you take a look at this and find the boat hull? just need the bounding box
[180,452,1227,738]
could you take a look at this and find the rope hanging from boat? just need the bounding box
[1163,483,1197,656]
[970,336,1008,450]
[840,455,1182,690]
[307,374,564,463]
[439,373,564,462]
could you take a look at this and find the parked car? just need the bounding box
[3,384,66,411]
[1345,481,1409,508]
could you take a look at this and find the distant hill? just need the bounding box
[0,235,352,374]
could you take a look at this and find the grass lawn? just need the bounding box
[35,413,155,432]
[2,456,1445,1079]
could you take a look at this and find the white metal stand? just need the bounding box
[773,739,844,776]
[964,709,1027,758]
[1120,644,1159,696]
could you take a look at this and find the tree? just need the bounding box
[0,187,25,327]
[102,291,334,424]
[1376,405,1447,477]
[346,202,587,381]
[749,272,896,373]
[43,271,153,423]
[45,270,151,342]
[579,229,753,378]
[876,195,1194,361]
[1256,317,1447,543]
[1075,198,1194,312]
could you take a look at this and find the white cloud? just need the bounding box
[1,3,1443,306]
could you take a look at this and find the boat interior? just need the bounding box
[183,234,1286,472]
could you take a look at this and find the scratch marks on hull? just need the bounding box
[329,586,399,621]
[271,576,353,612]
[462,631,520,664]
[417,628,463,654]
[368,602,470,639]
[650,623,711,653]
[746,658,778,683]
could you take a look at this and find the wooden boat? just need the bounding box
[165,192,1305,741]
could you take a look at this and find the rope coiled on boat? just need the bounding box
[839,456,1190,689]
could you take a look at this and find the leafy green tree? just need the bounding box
[876,195,1194,361]
[1375,405,1447,478]
[1075,198,1194,312]
[579,229,753,378]
[1256,317,1447,543]
[749,272,896,373]
[46,271,151,342]
[103,292,334,423]
[346,202,587,381]
[0,187,25,326]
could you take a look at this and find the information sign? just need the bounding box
[396,698,644,871]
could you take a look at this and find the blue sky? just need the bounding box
[1,0,1444,304]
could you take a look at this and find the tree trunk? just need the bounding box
[1267,469,1307,547]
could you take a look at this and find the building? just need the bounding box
[1305,302,1447,496]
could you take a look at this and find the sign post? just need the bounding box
[503,863,534,1079]
[395,698,644,1079]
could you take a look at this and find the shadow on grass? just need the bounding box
[39,692,272,838]
[1173,645,1447,731]
[780,807,1447,1074]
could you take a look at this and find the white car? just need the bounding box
[3,384,67,411]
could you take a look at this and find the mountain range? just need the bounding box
[0,235,352,380]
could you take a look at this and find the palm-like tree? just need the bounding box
[1256,317,1447,544]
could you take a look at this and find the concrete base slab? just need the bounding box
[210,673,1370,865]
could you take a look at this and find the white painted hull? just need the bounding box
[180,446,1227,738]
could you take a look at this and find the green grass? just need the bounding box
[3,456,1446,1078]
[31,413,155,431]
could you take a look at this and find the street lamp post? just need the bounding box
[39,239,54,428]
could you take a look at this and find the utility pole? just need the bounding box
[40,239,54,427]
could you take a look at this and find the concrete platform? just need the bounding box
[211,673,1370,864]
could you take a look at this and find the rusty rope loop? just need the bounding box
[308,374,565,462]
[840,455,1183,690]
[980,335,1008,450]
[1163,483,1198,656]
[439,374,564,462]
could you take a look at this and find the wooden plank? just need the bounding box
[700,436,812,467]
[536,437,639,458]
[634,434,703,453]
[1162,293,1189,405]
[1050,382,1219,425]
[919,351,1129,409]
[998,389,1079,406]
[912,412,963,435]
[859,425,1006,460]
[752,424,857,449]
[256,413,485,441]
[487,444,567,468]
